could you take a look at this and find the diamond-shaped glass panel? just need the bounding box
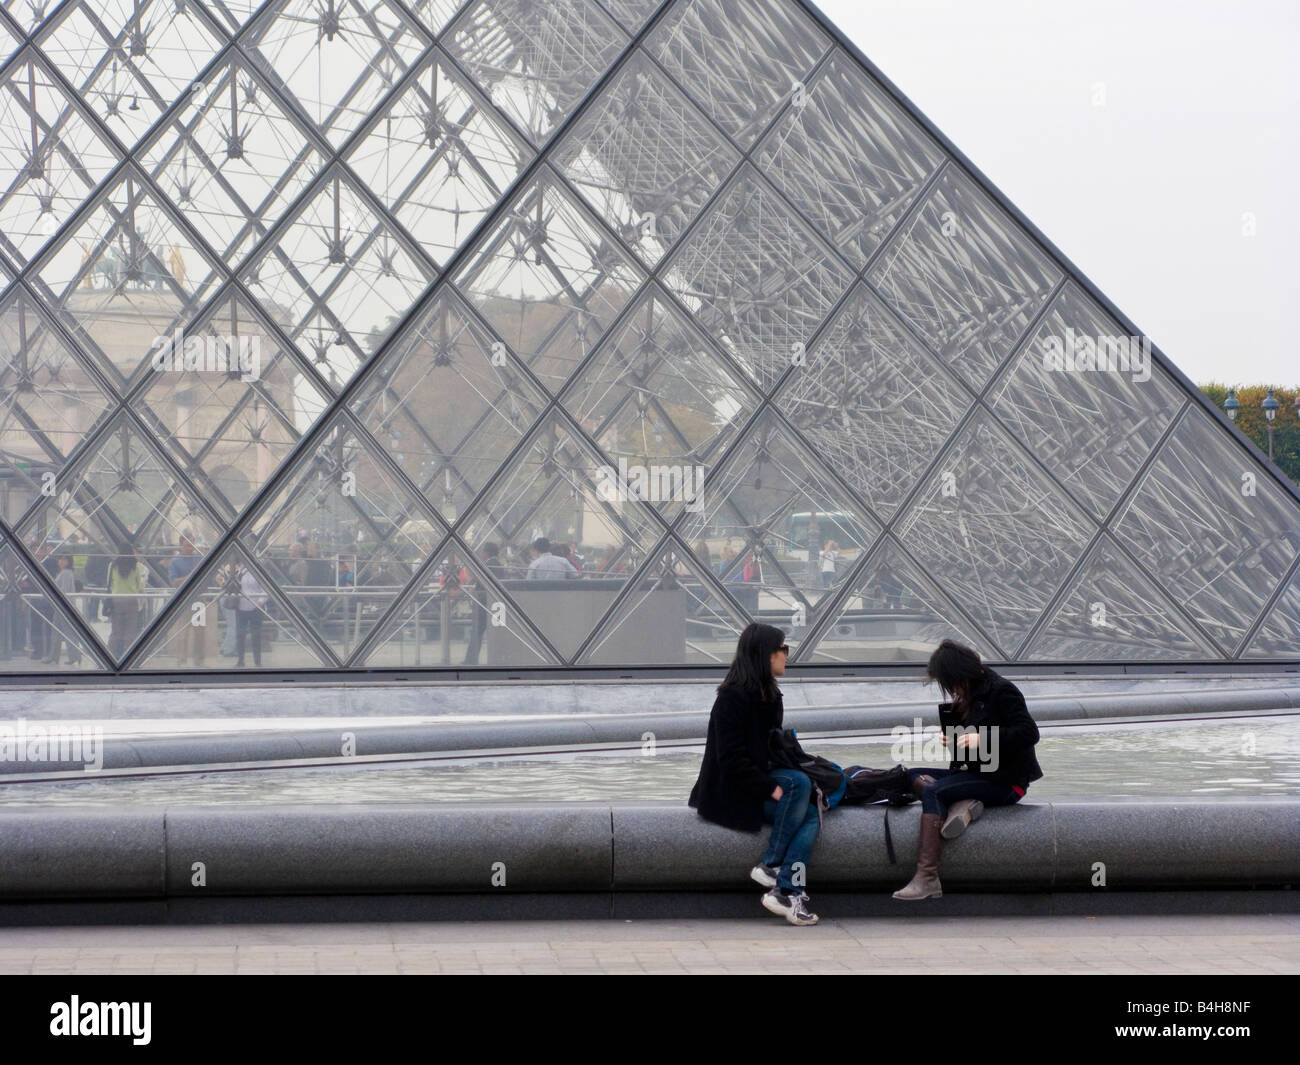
[577,537,748,665]
[894,410,1094,656]
[458,411,663,659]
[1113,408,1300,655]
[664,165,855,391]
[349,287,549,523]
[15,412,225,663]
[362,537,561,667]
[453,171,645,394]
[1024,536,1219,661]
[1243,567,1300,660]
[677,410,880,632]
[803,537,998,664]
[755,51,944,269]
[244,0,429,149]
[445,0,628,146]
[597,0,662,35]
[139,58,329,266]
[869,167,1063,390]
[241,414,442,660]
[406,1,468,37]
[0,51,123,265]
[0,288,118,525]
[552,48,740,267]
[200,1,264,36]
[4,0,52,35]
[38,0,224,149]
[132,288,332,519]
[131,543,333,670]
[648,0,829,149]
[345,50,532,269]
[561,285,756,518]
[241,167,436,391]
[988,284,1185,521]
[0,539,104,670]
[774,283,971,521]
[32,170,225,383]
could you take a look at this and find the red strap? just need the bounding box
[1011,785,1025,797]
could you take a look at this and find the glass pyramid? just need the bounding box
[1,0,1297,676]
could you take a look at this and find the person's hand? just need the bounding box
[939,730,948,746]
[956,732,979,752]
[771,785,784,801]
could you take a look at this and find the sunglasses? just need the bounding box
[776,644,790,655]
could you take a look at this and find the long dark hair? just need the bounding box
[717,622,785,703]
[926,638,986,698]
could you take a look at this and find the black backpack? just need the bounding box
[766,728,848,814]
[840,764,918,807]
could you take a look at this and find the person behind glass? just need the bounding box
[893,638,1043,900]
[526,537,579,580]
[688,622,820,926]
[235,566,269,668]
[819,540,838,589]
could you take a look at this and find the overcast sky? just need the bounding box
[813,0,1299,390]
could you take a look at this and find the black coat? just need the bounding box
[688,684,783,832]
[946,668,1043,788]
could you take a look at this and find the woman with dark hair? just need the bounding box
[688,622,820,925]
[893,638,1043,900]
[107,551,143,659]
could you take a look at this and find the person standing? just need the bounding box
[819,540,838,589]
[48,554,82,665]
[689,622,821,926]
[107,552,142,659]
[235,567,269,668]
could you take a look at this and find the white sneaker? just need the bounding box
[750,863,778,888]
[762,888,819,925]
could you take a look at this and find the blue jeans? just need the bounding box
[908,767,1023,818]
[760,768,821,893]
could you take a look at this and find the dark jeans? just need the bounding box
[235,609,263,667]
[760,768,821,893]
[908,767,1023,818]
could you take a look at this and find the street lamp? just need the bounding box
[1223,389,1239,421]
[1262,388,1279,461]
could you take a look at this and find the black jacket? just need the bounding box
[946,668,1043,788]
[688,684,783,832]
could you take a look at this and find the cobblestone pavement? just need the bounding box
[1,914,1297,974]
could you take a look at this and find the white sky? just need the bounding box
[814,0,1300,389]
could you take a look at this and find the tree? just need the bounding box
[1200,383,1300,484]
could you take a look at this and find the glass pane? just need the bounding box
[198,0,263,36]
[362,538,561,667]
[648,0,829,148]
[0,540,104,670]
[131,544,332,670]
[1024,536,1219,661]
[1243,568,1300,660]
[131,288,332,519]
[241,415,442,660]
[4,0,53,35]
[406,0,468,36]
[0,51,123,265]
[803,538,998,664]
[0,288,118,526]
[988,284,1184,521]
[577,538,748,664]
[14,412,225,664]
[38,0,224,150]
[1113,408,1300,654]
[756,51,943,269]
[663,164,855,391]
[244,0,428,149]
[241,166,436,392]
[561,284,757,520]
[349,287,549,524]
[452,172,646,394]
[139,57,329,267]
[32,170,224,384]
[773,283,971,521]
[552,48,740,267]
[676,409,881,639]
[868,167,1062,390]
[597,0,662,35]
[894,410,1094,656]
[445,0,628,145]
[458,411,663,660]
[344,50,532,269]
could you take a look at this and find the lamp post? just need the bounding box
[1223,389,1239,422]
[1262,388,1279,461]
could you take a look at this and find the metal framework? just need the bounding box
[1,0,1297,679]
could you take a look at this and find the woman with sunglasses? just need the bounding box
[688,622,820,925]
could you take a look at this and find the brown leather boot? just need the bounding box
[892,813,943,900]
[941,798,984,840]
[910,774,936,799]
